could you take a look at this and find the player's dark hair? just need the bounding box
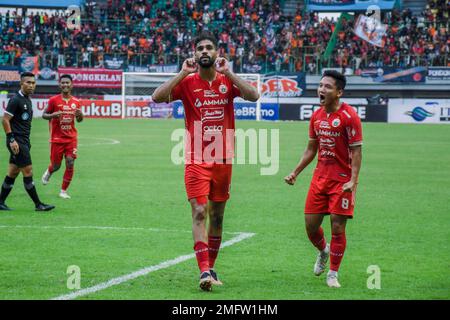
[194,32,218,49]
[321,70,346,91]
[20,72,35,79]
[59,74,73,82]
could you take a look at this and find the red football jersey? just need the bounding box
[47,95,81,143]
[309,102,363,182]
[171,73,241,163]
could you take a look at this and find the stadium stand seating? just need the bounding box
[0,0,448,74]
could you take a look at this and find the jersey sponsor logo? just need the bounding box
[320,149,335,157]
[346,127,357,138]
[195,98,229,108]
[201,107,224,122]
[61,115,73,123]
[332,118,341,128]
[319,137,335,149]
[319,120,331,129]
[60,124,72,130]
[204,90,219,98]
[219,84,228,94]
[21,112,30,120]
[203,125,223,133]
[316,129,341,137]
[195,98,203,108]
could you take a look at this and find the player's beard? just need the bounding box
[198,56,215,68]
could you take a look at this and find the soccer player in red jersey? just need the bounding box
[285,70,363,288]
[41,74,83,199]
[153,32,259,291]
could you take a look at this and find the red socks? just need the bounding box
[330,232,346,272]
[194,241,209,273]
[208,236,222,269]
[307,227,327,251]
[62,167,74,191]
[194,236,222,273]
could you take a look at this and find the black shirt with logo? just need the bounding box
[5,91,33,143]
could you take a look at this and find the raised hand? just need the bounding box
[182,58,198,74]
[214,57,230,74]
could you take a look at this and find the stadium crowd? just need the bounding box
[0,0,448,74]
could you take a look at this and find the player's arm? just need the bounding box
[215,57,260,102]
[342,145,362,192]
[75,108,83,122]
[2,113,19,155]
[284,139,319,185]
[42,102,62,120]
[152,58,197,103]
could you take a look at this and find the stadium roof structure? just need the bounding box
[306,0,401,12]
[0,0,81,8]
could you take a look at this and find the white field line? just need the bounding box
[78,138,121,146]
[50,231,255,300]
[0,224,245,235]
[32,138,121,147]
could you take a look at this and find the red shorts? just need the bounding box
[50,140,78,165]
[305,175,356,218]
[185,163,232,202]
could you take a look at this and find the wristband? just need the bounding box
[6,132,15,143]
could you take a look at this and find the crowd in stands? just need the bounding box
[0,0,448,75]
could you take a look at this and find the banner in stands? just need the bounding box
[58,67,122,88]
[388,99,450,124]
[0,66,20,84]
[37,67,57,80]
[307,0,397,11]
[278,98,387,122]
[353,14,387,47]
[260,73,306,98]
[19,55,39,74]
[127,65,150,73]
[373,67,427,83]
[126,64,178,73]
[427,67,450,80]
[104,55,125,70]
[148,64,178,73]
[0,0,81,7]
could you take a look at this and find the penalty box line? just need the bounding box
[49,231,256,300]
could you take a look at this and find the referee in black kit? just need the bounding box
[0,72,54,212]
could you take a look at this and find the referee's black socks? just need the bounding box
[23,176,41,206]
[0,176,16,203]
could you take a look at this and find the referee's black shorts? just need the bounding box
[6,138,32,168]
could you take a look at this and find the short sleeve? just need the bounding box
[5,98,18,117]
[171,81,183,102]
[231,83,241,99]
[347,114,363,147]
[46,97,55,113]
[309,112,317,140]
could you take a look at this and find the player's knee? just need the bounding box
[331,221,346,234]
[8,169,20,179]
[52,163,61,172]
[22,166,33,177]
[66,158,75,168]
[192,205,207,222]
[209,214,224,229]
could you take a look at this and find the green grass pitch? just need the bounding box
[0,118,449,299]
